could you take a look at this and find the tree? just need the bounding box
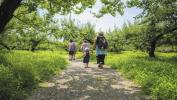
[53,18,96,50]
[94,0,124,17]
[0,0,22,34]
[0,0,96,34]
[0,0,124,34]
[0,7,62,51]
[127,0,177,57]
[79,22,96,44]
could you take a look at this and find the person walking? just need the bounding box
[81,40,89,52]
[81,40,90,68]
[82,47,90,68]
[68,39,77,61]
[93,32,108,68]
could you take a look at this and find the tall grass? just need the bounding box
[106,51,177,99]
[0,50,68,100]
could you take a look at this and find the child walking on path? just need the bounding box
[81,40,90,68]
[83,47,90,68]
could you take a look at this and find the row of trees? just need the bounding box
[0,0,177,57]
[0,0,124,51]
[107,21,177,53]
[0,13,96,51]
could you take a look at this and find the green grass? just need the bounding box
[1,50,176,99]
[106,51,177,100]
[0,50,68,100]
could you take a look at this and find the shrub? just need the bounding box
[0,65,22,100]
[0,50,67,99]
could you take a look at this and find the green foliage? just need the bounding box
[0,65,21,100]
[59,18,79,41]
[79,22,96,44]
[54,18,96,50]
[106,22,149,52]
[126,0,177,57]
[20,0,96,15]
[94,0,124,17]
[0,50,67,99]
[106,51,177,99]
[20,0,124,17]
[106,30,125,52]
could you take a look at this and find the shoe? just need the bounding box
[99,66,103,69]
[98,64,103,69]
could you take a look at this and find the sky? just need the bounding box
[53,0,142,32]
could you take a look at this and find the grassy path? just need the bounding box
[30,60,149,100]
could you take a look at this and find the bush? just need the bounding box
[0,50,67,99]
[12,65,38,92]
[0,65,23,100]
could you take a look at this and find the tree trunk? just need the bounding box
[0,42,10,50]
[148,40,156,58]
[0,0,22,34]
[31,40,41,52]
[148,27,177,57]
[148,33,164,58]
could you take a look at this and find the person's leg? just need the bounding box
[71,51,74,60]
[96,56,99,64]
[83,55,86,67]
[69,51,72,61]
[84,55,89,68]
[97,55,102,68]
[85,63,89,68]
[84,63,86,67]
[98,55,105,68]
[71,54,73,60]
[99,55,105,68]
[74,51,76,60]
[72,51,75,60]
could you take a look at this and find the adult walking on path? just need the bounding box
[68,39,77,61]
[93,32,108,68]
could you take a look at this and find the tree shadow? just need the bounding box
[134,55,177,65]
[30,63,150,100]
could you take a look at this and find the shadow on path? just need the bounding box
[30,60,150,100]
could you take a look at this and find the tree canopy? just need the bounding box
[0,0,124,34]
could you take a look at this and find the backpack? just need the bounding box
[96,36,108,49]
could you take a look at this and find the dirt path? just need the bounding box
[30,60,149,100]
